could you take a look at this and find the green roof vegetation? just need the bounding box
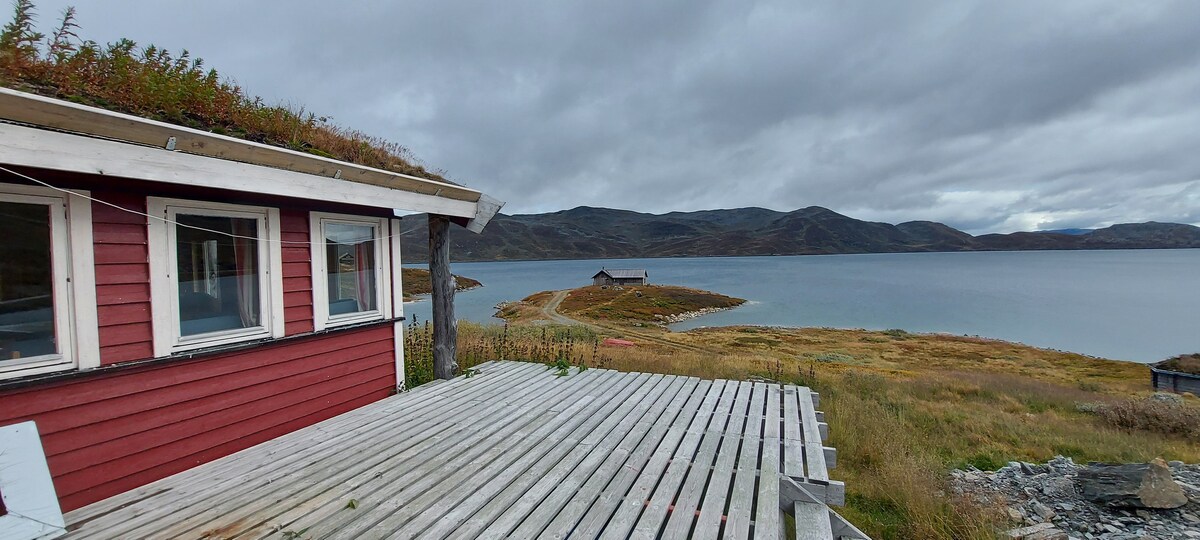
[0,0,450,183]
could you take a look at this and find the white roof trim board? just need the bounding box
[0,87,503,228]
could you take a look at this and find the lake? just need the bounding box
[402,249,1200,363]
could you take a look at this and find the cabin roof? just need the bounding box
[594,268,648,279]
[0,87,502,229]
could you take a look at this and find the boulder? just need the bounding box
[1006,522,1066,540]
[1078,458,1188,509]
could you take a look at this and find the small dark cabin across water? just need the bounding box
[592,268,648,286]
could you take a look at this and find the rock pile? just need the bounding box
[951,456,1200,539]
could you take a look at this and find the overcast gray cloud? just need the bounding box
[27,0,1200,233]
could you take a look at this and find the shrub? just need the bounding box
[1091,397,1200,440]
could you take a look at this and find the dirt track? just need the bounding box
[539,289,716,354]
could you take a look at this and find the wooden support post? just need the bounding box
[428,214,457,379]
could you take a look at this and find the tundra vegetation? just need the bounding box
[0,0,449,181]
[399,268,481,300]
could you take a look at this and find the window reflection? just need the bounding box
[0,201,56,360]
[324,223,377,316]
[175,215,261,336]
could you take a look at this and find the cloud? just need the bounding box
[26,0,1200,233]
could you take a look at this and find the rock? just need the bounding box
[1182,511,1200,524]
[1031,500,1057,520]
[1149,392,1183,406]
[1078,459,1189,509]
[1043,476,1076,498]
[1170,460,1185,469]
[1007,506,1025,521]
[1007,522,1059,539]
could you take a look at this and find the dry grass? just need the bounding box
[529,285,744,323]
[399,268,481,299]
[0,1,449,181]
[1157,353,1200,374]
[404,322,1200,539]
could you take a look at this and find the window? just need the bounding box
[0,184,98,380]
[310,213,391,330]
[148,198,283,356]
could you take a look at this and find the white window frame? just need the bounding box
[310,212,392,331]
[147,197,284,357]
[0,183,99,381]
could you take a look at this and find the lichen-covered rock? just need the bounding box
[1079,458,1188,509]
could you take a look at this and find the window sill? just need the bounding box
[0,316,404,393]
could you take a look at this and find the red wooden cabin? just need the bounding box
[0,88,500,514]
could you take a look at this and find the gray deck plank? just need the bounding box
[692,381,753,539]
[659,379,739,540]
[782,385,804,479]
[550,377,706,539]
[466,374,677,540]
[442,372,667,540]
[797,387,829,482]
[754,384,783,539]
[794,501,834,540]
[67,361,536,539]
[237,365,595,540]
[398,369,651,539]
[598,380,719,540]
[725,382,767,539]
[510,375,692,539]
[321,368,631,539]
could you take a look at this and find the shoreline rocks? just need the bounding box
[660,305,740,324]
[952,456,1200,539]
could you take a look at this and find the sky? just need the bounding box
[25,1,1200,234]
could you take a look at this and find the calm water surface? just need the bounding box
[403,250,1200,363]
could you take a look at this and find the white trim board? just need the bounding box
[390,218,406,391]
[0,87,480,203]
[0,422,66,540]
[0,122,478,218]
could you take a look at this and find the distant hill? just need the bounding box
[398,207,1200,262]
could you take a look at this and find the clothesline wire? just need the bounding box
[0,165,419,246]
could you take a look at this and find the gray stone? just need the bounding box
[1008,522,1058,539]
[1044,476,1077,498]
[1149,392,1183,406]
[1078,459,1189,509]
[1032,500,1058,520]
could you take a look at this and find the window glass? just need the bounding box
[0,201,56,360]
[324,223,377,316]
[175,215,260,336]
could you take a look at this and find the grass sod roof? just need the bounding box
[0,1,454,186]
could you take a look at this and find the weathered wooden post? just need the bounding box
[428,214,458,379]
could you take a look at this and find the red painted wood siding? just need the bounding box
[92,193,154,365]
[0,325,396,512]
[280,209,314,335]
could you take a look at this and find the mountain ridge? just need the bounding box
[397,206,1200,262]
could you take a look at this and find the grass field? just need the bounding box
[404,320,1200,539]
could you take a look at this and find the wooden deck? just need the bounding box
[63,361,867,539]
